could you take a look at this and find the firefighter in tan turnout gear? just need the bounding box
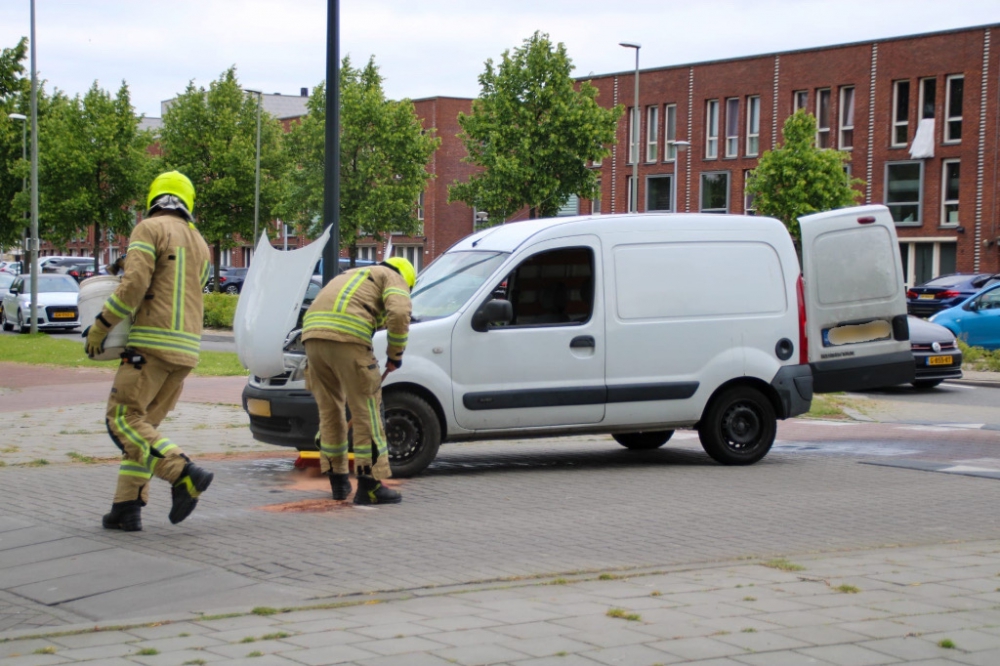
[86,171,215,531]
[303,256,415,505]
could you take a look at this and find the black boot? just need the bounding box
[103,500,143,531]
[169,463,214,525]
[329,472,352,500]
[354,475,402,505]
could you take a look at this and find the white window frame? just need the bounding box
[919,77,936,120]
[838,86,855,151]
[743,169,756,214]
[627,107,639,164]
[746,95,760,157]
[664,104,677,161]
[645,105,658,162]
[220,248,232,267]
[945,74,963,143]
[793,90,808,112]
[898,239,958,288]
[592,152,603,168]
[626,175,636,213]
[357,245,376,262]
[941,159,960,227]
[392,245,424,272]
[885,160,924,226]
[645,174,674,212]
[706,99,719,159]
[416,190,425,221]
[242,247,253,266]
[815,88,831,148]
[592,178,602,214]
[725,97,739,158]
[700,171,730,213]
[892,80,910,148]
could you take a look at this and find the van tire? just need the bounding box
[698,386,776,465]
[613,430,674,450]
[384,392,441,478]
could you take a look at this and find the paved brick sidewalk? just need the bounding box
[1,539,998,665]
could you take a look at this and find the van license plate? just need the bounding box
[927,355,952,366]
[52,312,75,319]
[246,398,272,417]
[918,294,935,300]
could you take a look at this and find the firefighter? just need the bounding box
[86,171,214,531]
[303,256,414,504]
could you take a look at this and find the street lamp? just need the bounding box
[620,41,640,213]
[668,140,691,212]
[244,89,263,255]
[7,113,27,272]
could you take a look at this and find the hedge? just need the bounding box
[204,292,238,329]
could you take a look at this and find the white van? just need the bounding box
[242,205,912,476]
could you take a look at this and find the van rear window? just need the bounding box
[812,226,899,305]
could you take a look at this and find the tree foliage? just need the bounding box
[35,82,153,267]
[280,57,440,256]
[157,67,290,285]
[0,38,29,249]
[745,110,864,239]
[449,31,622,222]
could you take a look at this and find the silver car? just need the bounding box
[1,274,81,333]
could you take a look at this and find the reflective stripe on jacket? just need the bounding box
[99,212,212,368]
[301,265,411,362]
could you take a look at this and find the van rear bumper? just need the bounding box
[770,365,814,418]
[811,350,915,393]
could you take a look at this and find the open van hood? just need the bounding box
[234,227,330,378]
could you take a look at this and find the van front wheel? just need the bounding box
[698,387,775,465]
[384,391,441,478]
[613,430,674,450]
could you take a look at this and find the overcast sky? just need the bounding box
[2,0,1000,118]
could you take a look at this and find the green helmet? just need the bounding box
[147,171,195,215]
[384,256,416,289]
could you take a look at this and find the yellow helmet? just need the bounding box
[147,171,195,215]
[384,256,416,289]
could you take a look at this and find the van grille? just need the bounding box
[252,371,291,387]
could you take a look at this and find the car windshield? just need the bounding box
[410,251,508,321]
[35,276,80,293]
[922,275,965,288]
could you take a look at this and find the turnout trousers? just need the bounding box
[304,338,391,480]
[105,352,191,504]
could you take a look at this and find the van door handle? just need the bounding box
[570,336,595,349]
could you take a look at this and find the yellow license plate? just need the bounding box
[53,312,75,319]
[927,355,953,366]
[918,294,935,300]
[246,398,272,417]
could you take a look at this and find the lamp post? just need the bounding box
[244,89,263,254]
[668,140,691,212]
[8,113,27,272]
[620,41,641,213]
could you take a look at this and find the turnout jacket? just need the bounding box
[301,265,411,363]
[99,212,212,368]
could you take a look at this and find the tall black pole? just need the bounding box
[321,0,340,285]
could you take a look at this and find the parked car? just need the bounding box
[204,266,249,294]
[48,258,99,282]
[0,261,23,275]
[930,282,1000,351]
[1,274,80,333]
[0,272,14,300]
[37,256,79,272]
[906,273,1000,317]
[906,315,963,389]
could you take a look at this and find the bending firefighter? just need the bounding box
[85,171,214,531]
[303,256,415,505]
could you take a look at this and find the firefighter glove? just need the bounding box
[84,318,111,357]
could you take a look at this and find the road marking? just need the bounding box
[942,382,977,390]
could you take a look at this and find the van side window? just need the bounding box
[493,247,594,327]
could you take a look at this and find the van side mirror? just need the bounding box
[472,299,513,332]
[8,286,17,295]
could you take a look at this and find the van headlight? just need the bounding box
[285,353,308,382]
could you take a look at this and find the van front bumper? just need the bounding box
[242,383,319,449]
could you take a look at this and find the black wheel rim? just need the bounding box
[720,402,763,452]
[385,408,422,464]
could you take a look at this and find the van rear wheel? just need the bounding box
[384,391,441,478]
[613,430,674,450]
[698,386,775,465]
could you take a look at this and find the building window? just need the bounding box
[743,169,756,214]
[626,176,636,213]
[645,105,658,162]
[391,245,424,272]
[725,98,739,158]
[357,245,376,262]
[242,247,253,266]
[220,248,232,267]
[941,159,960,226]
[416,190,425,221]
[920,77,936,120]
[646,175,674,212]
[899,241,957,287]
[664,104,677,161]
[839,86,854,150]
[592,154,602,167]
[705,100,719,159]
[945,74,963,143]
[627,107,639,164]
[746,95,760,156]
[793,90,808,112]
[700,171,729,213]
[592,179,602,214]
[885,161,923,225]
[816,88,831,148]
[892,80,910,147]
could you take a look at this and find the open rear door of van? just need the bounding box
[799,204,914,393]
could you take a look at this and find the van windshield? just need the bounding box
[411,251,508,321]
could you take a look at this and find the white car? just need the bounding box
[1,274,81,333]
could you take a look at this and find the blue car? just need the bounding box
[906,273,999,317]
[930,282,1000,350]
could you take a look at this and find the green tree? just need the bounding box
[35,81,153,268]
[0,38,30,250]
[158,67,290,288]
[745,110,864,239]
[449,31,622,222]
[280,56,440,262]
